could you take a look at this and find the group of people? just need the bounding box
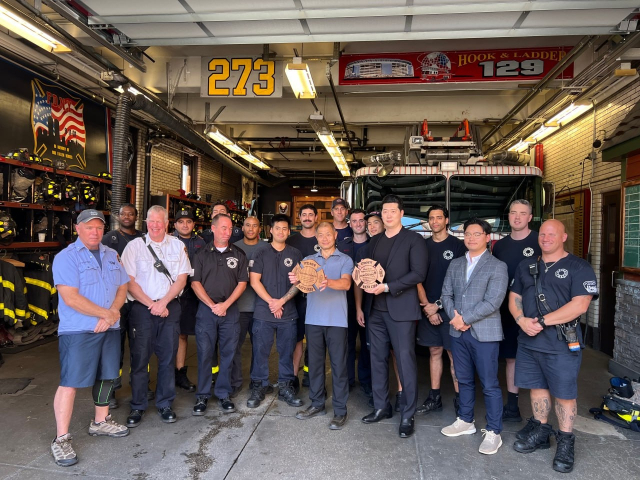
[50,195,597,475]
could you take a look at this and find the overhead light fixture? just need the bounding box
[0,5,71,53]
[285,57,316,99]
[207,126,247,155]
[310,171,318,192]
[508,102,592,152]
[309,113,350,177]
[240,151,270,170]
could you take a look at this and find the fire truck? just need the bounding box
[344,120,548,239]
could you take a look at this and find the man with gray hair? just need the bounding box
[492,199,541,422]
[121,205,191,427]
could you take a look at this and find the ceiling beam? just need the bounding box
[87,2,638,24]
[131,27,616,46]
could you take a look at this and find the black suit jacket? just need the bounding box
[364,228,428,322]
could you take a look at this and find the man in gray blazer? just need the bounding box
[440,218,509,456]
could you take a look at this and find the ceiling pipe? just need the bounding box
[326,67,357,160]
[481,35,596,146]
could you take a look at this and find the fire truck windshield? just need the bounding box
[355,173,542,235]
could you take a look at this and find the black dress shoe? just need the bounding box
[192,396,208,416]
[329,414,348,430]
[399,417,415,438]
[157,406,177,423]
[361,406,393,424]
[219,397,236,413]
[127,409,145,428]
[295,405,327,420]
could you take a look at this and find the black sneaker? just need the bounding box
[553,431,576,473]
[278,381,303,407]
[417,394,443,415]
[502,405,523,423]
[193,396,208,416]
[516,417,540,440]
[247,381,266,408]
[175,366,196,392]
[513,422,553,453]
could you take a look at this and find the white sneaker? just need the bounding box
[479,429,502,455]
[441,417,476,437]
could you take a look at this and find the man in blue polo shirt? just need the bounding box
[51,209,130,467]
[292,222,354,430]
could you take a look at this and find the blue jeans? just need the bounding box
[195,302,240,399]
[251,318,296,385]
[451,330,503,433]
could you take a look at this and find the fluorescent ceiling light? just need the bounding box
[207,127,234,146]
[0,5,70,53]
[546,103,592,126]
[227,143,246,156]
[240,152,270,170]
[309,113,350,177]
[508,140,530,152]
[285,57,316,99]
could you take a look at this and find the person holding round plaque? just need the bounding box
[291,222,354,430]
[360,195,428,439]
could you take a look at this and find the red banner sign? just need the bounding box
[339,47,573,85]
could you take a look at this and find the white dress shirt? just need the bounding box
[465,249,487,282]
[122,234,191,301]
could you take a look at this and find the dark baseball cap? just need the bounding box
[365,211,382,221]
[175,209,194,220]
[332,198,349,209]
[76,209,105,224]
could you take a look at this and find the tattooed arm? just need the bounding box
[509,291,542,336]
[268,285,300,314]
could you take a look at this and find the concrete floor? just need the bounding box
[0,338,638,480]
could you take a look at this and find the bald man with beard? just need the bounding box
[509,220,598,474]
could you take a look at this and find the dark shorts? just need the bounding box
[515,346,582,400]
[295,295,307,343]
[179,290,198,336]
[499,317,520,359]
[59,330,120,388]
[416,314,452,350]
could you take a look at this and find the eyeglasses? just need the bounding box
[464,232,485,238]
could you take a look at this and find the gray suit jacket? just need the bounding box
[441,250,509,342]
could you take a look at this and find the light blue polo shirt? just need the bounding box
[53,238,129,335]
[305,249,354,328]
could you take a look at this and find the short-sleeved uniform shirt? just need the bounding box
[492,231,542,283]
[423,235,467,322]
[234,239,270,312]
[286,232,320,257]
[101,229,143,257]
[121,234,192,301]
[305,249,354,328]
[511,253,598,354]
[192,243,249,302]
[53,239,129,334]
[252,244,303,322]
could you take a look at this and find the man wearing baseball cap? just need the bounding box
[331,198,352,243]
[51,209,130,466]
[172,209,206,392]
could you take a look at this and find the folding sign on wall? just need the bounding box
[200,57,283,98]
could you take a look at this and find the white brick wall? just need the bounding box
[541,82,640,328]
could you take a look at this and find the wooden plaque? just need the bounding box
[292,259,326,293]
[352,258,385,289]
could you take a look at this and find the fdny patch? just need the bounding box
[284,257,293,267]
[227,257,238,269]
[555,268,569,279]
[523,247,535,257]
[583,280,597,294]
[443,250,454,260]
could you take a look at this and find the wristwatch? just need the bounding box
[435,299,443,310]
[538,316,546,327]
[383,283,390,293]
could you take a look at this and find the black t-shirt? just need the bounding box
[423,235,467,321]
[492,231,542,282]
[511,253,598,354]
[286,232,320,258]
[252,244,303,322]
[101,229,142,256]
[192,244,249,303]
[336,225,353,243]
[371,233,397,312]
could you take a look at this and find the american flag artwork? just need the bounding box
[31,78,86,168]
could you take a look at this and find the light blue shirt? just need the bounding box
[465,249,487,282]
[305,249,354,328]
[53,238,129,335]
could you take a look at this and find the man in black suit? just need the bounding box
[361,195,428,438]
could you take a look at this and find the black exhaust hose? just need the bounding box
[111,93,132,230]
